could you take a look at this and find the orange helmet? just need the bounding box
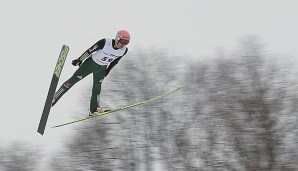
[115,30,130,45]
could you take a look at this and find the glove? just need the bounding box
[72,59,82,66]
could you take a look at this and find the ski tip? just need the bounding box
[37,130,44,135]
[62,45,70,50]
[175,86,183,91]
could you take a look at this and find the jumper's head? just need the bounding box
[115,30,130,47]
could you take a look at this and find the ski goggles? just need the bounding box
[118,39,129,45]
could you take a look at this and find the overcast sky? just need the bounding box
[0,0,298,152]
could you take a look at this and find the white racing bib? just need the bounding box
[91,38,127,65]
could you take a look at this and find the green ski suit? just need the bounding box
[52,38,128,113]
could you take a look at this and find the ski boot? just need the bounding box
[89,106,104,116]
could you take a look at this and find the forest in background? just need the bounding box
[1,36,297,171]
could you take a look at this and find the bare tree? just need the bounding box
[49,38,298,170]
[0,142,41,171]
[188,36,298,171]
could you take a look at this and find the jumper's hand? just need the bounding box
[72,59,82,66]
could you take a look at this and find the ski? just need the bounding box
[37,45,69,135]
[52,87,183,128]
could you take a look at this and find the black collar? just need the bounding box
[112,39,119,50]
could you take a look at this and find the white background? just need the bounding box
[0,0,297,152]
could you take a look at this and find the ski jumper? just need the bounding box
[52,38,128,112]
